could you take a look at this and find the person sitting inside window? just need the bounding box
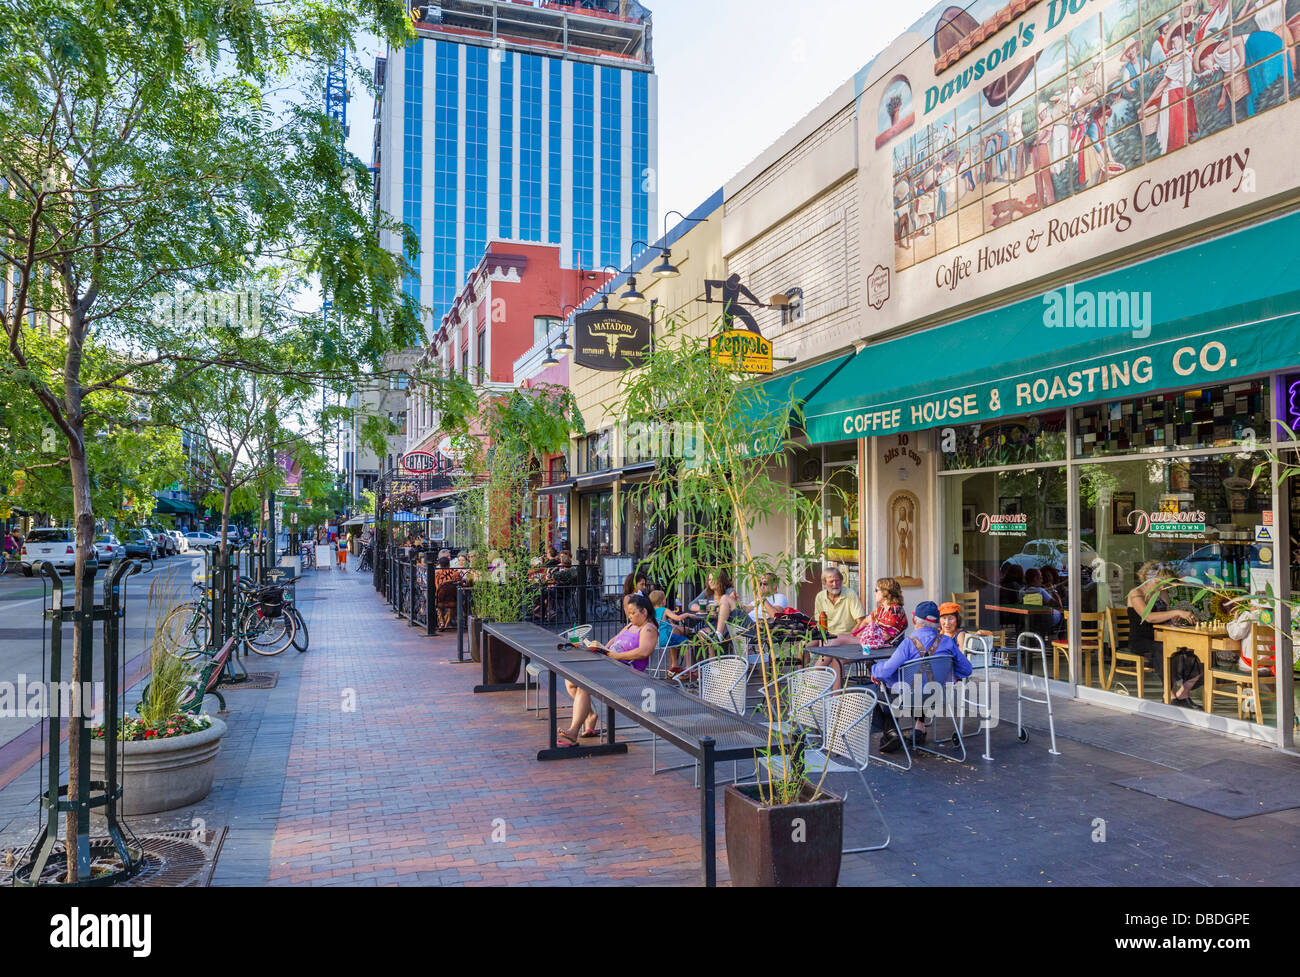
[871,600,973,754]
[1021,567,1063,628]
[1127,561,1198,706]
[558,594,659,744]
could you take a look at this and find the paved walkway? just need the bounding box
[2,567,1298,886]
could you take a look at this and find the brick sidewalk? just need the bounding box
[2,566,1298,886]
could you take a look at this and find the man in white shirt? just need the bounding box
[746,572,789,622]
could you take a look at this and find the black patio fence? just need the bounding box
[377,552,643,656]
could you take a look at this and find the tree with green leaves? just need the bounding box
[419,365,583,621]
[0,0,420,880]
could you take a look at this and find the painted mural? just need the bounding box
[861,0,1300,276]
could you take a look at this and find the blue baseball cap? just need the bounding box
[914,601,940,625]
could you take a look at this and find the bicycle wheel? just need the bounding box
[287,605,309,652]
[240,605,296,656]
[160,603,209,660]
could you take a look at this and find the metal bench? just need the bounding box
[484,622,795,887]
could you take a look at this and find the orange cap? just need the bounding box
[937,602,962,617]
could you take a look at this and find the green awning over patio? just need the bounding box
[741,353,855,432]
[153,495,197,515]
[804,211,1300,444]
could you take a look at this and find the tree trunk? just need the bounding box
[66,427,94,884]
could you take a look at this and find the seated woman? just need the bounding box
[432,556,463,632]
[688,570,739,642]
[1127,562,1198,706]
[558,593,659,744]
[816,578,908,685]
[936,601,993,653]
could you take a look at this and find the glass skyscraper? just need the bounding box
[374,0,657,338]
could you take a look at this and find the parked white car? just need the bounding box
[185,531,219,549]
[166,530,189,554]
[93,534,123,564]
[20,528,77,574]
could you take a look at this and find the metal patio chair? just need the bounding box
[653,654,749,784]
[893,654,968,763]
[755,687,891,854]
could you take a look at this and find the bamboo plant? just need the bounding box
[619,314,846,805]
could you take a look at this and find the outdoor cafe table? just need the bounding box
[1152,624,1239,711]
[810,644,894,681]
[482,622,795,886]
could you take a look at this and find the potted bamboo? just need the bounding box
[622,315,851,886]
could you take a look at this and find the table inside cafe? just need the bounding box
[1152,622,1240,711]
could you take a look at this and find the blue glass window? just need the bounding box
[433,41,459,326]
[499,51,513,239]
[547,58,562,246]
[572,62,594,270]
[632,71,650,252]
[402,40,424,304]
[520,54,543,242]
[465,46,489,268]
[599,66,622,269]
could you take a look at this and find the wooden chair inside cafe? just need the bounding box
[951,591,1006,650]
[1050,609,1103,686]
[1207,623,1278,721]
[1104,605,1156,697]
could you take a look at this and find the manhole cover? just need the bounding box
[4,828,226,887]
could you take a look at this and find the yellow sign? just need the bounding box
[711,330,773,375]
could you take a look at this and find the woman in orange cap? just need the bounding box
[937,601,995,653]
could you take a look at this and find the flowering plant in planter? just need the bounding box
[92,714,212,742]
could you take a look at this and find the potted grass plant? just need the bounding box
[621,314,851,886]
[90,574,227,816]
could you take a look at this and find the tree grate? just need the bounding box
[3,829,227,887]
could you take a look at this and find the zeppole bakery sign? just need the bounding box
[855,0,1297,338]
[572,309,652,372]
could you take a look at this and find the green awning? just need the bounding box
[153,496,197,515]
[745,354,854,428]
[804,211,1300,444]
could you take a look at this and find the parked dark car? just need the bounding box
[121,529,159,560]
[145,526,177,556]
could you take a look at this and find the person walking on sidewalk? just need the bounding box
[337,533,348,569]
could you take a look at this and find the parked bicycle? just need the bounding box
[160,577,306,658]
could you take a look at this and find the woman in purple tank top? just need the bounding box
[558,593,659,745]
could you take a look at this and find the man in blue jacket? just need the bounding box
[872,600,973,754]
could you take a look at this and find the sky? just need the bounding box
[345,0,933,236]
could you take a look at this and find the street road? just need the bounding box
[0,551,205,750]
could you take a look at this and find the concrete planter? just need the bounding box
[90,716,227,817]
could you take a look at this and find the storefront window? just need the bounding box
[1073,380,1269,458]
[623,483,669,559]
[944,465,1069,645]
[940,411,1066,471]
[1076,452,1277,725]
[582,490,613,556]
[823,461,859,594]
